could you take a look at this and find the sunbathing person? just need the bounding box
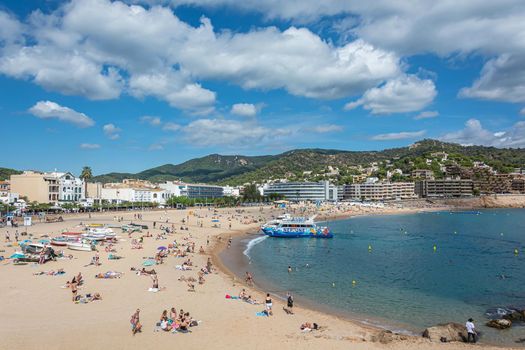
[187,283,195,292]
[95,271,123,279]
[245,295,260,305]
[239,288,248,300]
[300,322,319,332]
[90,292,102,301]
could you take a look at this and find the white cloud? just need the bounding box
[182,118,293,147]
[520,108,525,116]
[144,0,525,107]
[148,143,164,151]
[28,100,95,127]
[0,1,403,109]
[0,11,24,44]
[140,115,162,126]
[371,130,426,141]
[80,143,101,149]
[103,123,121,140]
[310,124,343,133]
[162,122,181,131]
[414,110,439,120]
[459,54,525,103]
[146,1,525,56]
[0,46,123,100]
[440,118,525,148]
[345,75,436,114]
[231,103,257,117]
[129,71,216,114]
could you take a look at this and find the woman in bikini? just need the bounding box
[265,293,273,316]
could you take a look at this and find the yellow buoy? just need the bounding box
[514,249,519,256]
[332,282,336,288]
[368,244,372,252]
[352,280,357,286]
[433,245,437,252]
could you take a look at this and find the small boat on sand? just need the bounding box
[67,241,94,252]
[62,231,83,237]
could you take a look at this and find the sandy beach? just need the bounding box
[0,203,520,350]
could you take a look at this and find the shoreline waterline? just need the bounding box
[215,207,525,348]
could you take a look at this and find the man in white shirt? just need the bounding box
[466,318,476,343]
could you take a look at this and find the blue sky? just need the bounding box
[1,0,524,175]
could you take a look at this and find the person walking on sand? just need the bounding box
[130,309,142,335]
[286,292,294,314]
[265,293,273,316]
[466,318,476,343]
[245,271,254,286]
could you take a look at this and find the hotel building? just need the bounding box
[263,181,339,201]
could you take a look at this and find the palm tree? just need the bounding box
[80,166,93,198]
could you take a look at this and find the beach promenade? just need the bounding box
[0,205,513,350]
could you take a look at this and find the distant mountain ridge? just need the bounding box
[90,140,525,185]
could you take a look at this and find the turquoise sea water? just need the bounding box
[245,209,525,345]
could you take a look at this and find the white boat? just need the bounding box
[261,214,292,229]
[85,227,116,240]
[88,227,115,235]
[81,233,107,241]
[67,242,94,252]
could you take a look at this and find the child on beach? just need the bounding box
[131,309,142,335]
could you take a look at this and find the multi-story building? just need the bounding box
[472,168,512,194]
[511,176,525,193]
[415,179,474,198]
[263,181,339,201]
[10,171,61,203]
[412,169,435,180]
[159,181,223,199]
[222,185,241,197]
[183,184,224,199]
[0,180,9,197]
[53,172,85,202]
[86,182,103,200]
[343,182,416,201]
[101,187,142,203]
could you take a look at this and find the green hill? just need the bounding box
[91,140,525,185]
[0,167,21,181]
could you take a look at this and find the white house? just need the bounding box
[52,172,85,202]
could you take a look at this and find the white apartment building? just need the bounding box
[55,172,85,202]
[222,185,241,197]
[343,182,416,201]
[263,181,339,201]
[101,187,170,205]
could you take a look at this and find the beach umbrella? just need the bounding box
[143,259,156,266]
[19,239,32,245]
[10,253,25,259]
[157,246,167,250]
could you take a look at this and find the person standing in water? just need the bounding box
[466,318,476,343]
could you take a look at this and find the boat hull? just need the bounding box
[67,243,93,251]
[262,228,333,238]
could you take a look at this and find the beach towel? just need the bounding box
[143,260,156,267]
[255,312,268,317]
[148,288,159,292]
[225,294,240,300]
